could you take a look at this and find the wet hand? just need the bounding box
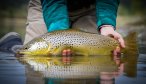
[62,49,72,64]
[100,26,125,55]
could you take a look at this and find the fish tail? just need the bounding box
[121,32,139,77]
[123,32,139,55]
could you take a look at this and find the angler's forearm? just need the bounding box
[41,0,70,32]
[96,0,120,30]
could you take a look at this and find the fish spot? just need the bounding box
[25,47,28,49]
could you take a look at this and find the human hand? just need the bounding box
[62,49,72,65]
[99,25,125,55]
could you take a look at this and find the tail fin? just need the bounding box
[122,32,139,55]
[122,32,139,77]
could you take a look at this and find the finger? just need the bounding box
[62,49,67,56]
[66,49,72,56]
[113,32,120,40]
[116,46,121,52]
[113,50,118,56]
[62,50,67,64]
[113,46,121,56]
[114,33,125,48]
[118,37,125,48]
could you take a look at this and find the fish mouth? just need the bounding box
[16,50,30,56]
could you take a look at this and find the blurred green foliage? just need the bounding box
[0,0,29,18]
[131,0,146,14]
[0,0,29,39]
[119,0,146,15]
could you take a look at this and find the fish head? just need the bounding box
[19,38,49,55]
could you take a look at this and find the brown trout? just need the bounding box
[19,31,138,79]
[20,30,119,56]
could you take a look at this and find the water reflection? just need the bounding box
[19,48,138,84]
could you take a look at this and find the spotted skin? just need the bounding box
[20,30,119,56]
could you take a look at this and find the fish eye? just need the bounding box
[23,46,28,50]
